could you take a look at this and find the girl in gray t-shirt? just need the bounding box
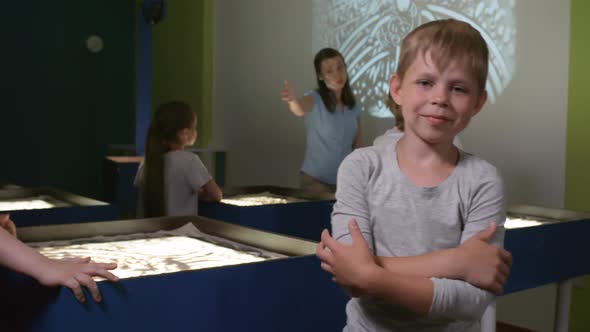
[135,101,222,217]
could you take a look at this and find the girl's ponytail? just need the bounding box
[141,101,194,217]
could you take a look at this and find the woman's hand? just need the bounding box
[280,80,296,103]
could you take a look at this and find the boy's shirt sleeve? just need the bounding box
[331,149,374,250]
[429,168,505,321]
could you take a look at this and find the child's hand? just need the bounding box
[0,214,17,236]
[455,223,512,294]
[36,257,119,303]
[316,219,378,292]
[280,80,296,103]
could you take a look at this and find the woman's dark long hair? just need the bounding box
[142,101,195,217]
[313,48,356,113]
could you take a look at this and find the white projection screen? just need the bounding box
[312,0,516,118]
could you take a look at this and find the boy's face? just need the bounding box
[319,56,347,91]
[390,51,487,145]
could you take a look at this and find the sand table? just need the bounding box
[505,216,545,229]
[30,223,286,280]
[0,198,55,211]
[221,191,305,206]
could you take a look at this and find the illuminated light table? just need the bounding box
[481,205,590,332]
[0,216,348,332]
[0,187,116,227]
[199,186,336,241]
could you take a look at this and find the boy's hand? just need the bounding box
[0,214,17,237]
[280,80,296,103]
[455,223,512,294]
[316,219,378,292]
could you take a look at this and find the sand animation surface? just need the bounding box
[31,223,285,279]
[221,191,305,207]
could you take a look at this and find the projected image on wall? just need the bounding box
[312,0,516,118]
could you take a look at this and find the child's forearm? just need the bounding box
[199,180,222,202]
[376,237,510,295]
[0,228,52,281]
[375,248,461,279]
[362,260,492,321]
[361,264,434,314]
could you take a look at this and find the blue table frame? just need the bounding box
[102,156,142,218]
[0,216,349,332]
[4,204,587,332]
[200,186,335,242]
[500,205,590,332]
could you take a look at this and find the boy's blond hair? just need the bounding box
[396,19,489,93]
[385,94,404,131]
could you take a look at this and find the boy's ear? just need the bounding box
[472,90,488,116]
[389,74,403,105]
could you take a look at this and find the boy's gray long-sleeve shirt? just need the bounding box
[332,143,505,332]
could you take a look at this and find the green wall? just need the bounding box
[565,0,590,330]
[1,1,135,198]
[152,0,213,148]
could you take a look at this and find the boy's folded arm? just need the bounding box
[329,232,494,320]
[374,222,511,295]
[423,174,507,320]
[364,216,506,318]
[374,249,460,279]
[353,264,492,321]
[360,266,435,314]
[428,277,494,321]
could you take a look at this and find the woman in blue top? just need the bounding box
[281,48,362,193]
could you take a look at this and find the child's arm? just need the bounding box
[0,213,17,236]
[280,80,313,116]
[374,223,511,294]
[319,219,497,320]
[199,179,222,202]
[0,225,118,303]
[318,219,434,314]
[187,154,222,202]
